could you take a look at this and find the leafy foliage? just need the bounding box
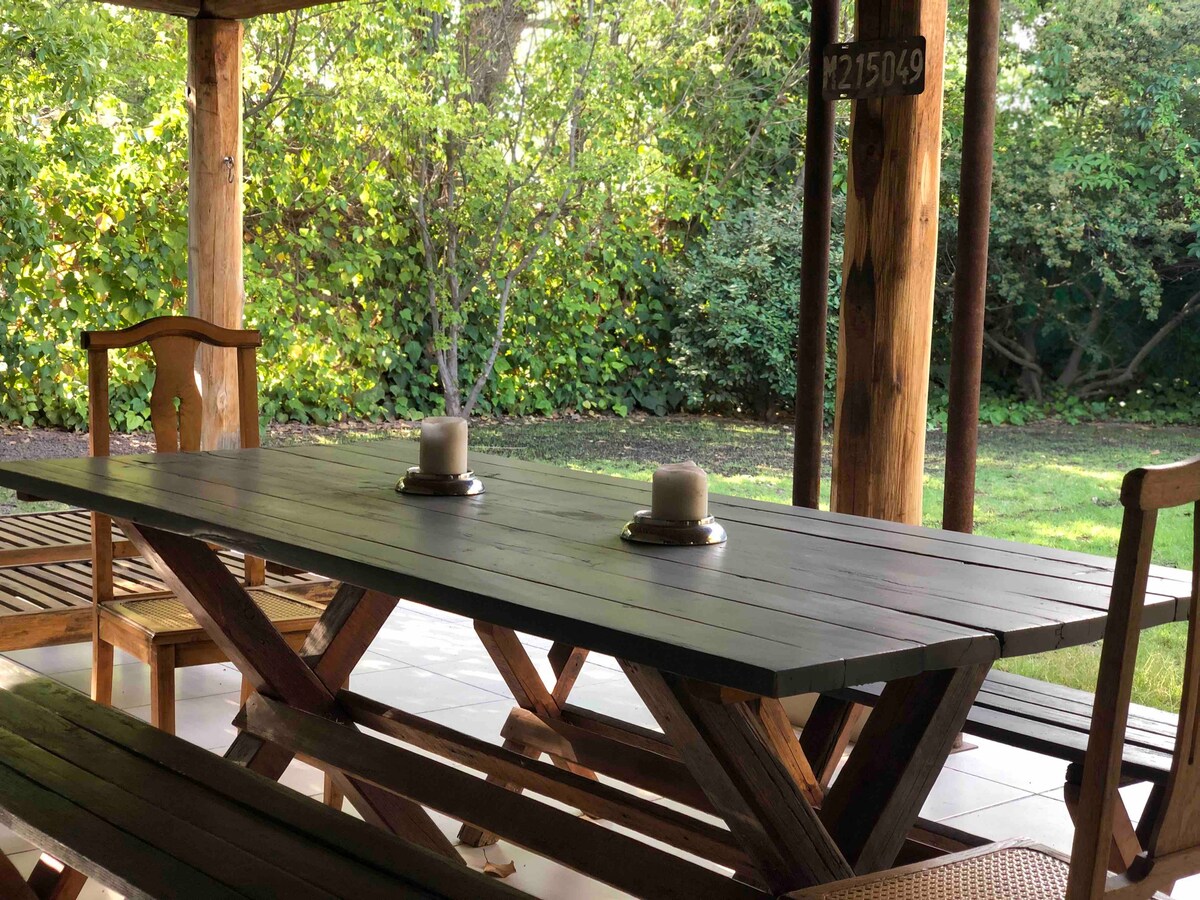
[1,0,800,427]
[965,0,1200,401]
[668,190,841,417]
[1,0,1197,431]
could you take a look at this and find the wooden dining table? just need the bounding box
[0,439,1192,898]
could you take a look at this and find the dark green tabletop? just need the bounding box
[0,440,1190,697]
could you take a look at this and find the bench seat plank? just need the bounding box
[835,670,1177,784]
[0,658,523,900]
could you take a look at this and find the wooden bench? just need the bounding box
[836,668,1175,785]
[793,457,1200,899]
[0,657,524,900]
[833,664,1176,873]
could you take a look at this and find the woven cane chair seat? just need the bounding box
[794,844,1070,899]
[104,587,323,636]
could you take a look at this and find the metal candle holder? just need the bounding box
[620,510,727,546]
[396,468,485,497]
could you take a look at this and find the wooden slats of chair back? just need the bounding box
[81,316,262,458]
[82,317,265,600]
[1068,456,1200,899]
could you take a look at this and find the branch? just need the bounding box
[983,329,1044,374]
[1076,288,1200,396]
[244,11,300,121]
[1055,292,1105,388]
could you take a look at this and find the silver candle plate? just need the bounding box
[397,467,485,496]
[620,510,727,546]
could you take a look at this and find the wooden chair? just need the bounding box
[82,317,329,733]
[791,454,1200,899]
[0,510,325,652]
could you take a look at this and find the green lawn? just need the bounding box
[2,417,1195,709]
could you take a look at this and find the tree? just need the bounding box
[979,0,1200,400]
[375,0,808,416]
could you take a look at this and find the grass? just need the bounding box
[3,416,1195,709]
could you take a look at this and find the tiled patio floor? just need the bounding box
[5,599,1198,899]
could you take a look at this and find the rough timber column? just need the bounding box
[830,0,947,524]
[187,18,244,450]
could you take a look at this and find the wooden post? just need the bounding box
[187,18,244,450]
[791,0,840,510]
[942,0,1001,534]
[830,0,947,525]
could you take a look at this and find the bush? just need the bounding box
[668,190,841,418]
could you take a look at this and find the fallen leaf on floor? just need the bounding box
[483,859,517,879]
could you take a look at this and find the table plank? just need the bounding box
[124,450,992,671]
[333,440,1194,601]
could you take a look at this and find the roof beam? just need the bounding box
[98,0,203,17]
[200,0,347,17]
[88,0,346,18]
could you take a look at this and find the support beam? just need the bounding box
[819,664,989,873]
[830,0,948,525]
[942,0,1001,534]
[792,0,841,510]
[187,18,244,450]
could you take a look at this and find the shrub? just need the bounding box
[668,190,841,418]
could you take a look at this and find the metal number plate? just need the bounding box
[822,36,927,101]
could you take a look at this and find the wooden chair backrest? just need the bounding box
[1068,454,1200,899]
[81,316,265,602]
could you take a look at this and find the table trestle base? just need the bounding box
[115,524,461,861]
[457,625,601,848]
[245,692,764,900]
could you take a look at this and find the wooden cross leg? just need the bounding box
[622,661,850,894]
[621,662,990,893]
[118,522,460,861]
[0,852,88,900]
[459,629,598,847]
[818,664,991,875]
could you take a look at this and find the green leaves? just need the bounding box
[668,189,841,419]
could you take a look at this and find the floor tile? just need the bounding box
[920,767,1029,821]
[1174,873,1200,898]
[127,691,244,750]
[1118,780,1155,823]
[54,663,244,711]
[942,792,1076,853]
[567,679,661,733]
[423,815,632,900]
[350,665,506,714]
[420,699,517,744]
[3,642,136,675]
[347,650,412,676]
[0,821,33,856]
[479,841,633,899]
[367,613,490,668]
[943,736,1069,794]
[421,652,625,699]
[394,597,471,623]
[279,759,329,798]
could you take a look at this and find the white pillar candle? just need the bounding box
[419,417,469,475]
[651,461,709,521]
